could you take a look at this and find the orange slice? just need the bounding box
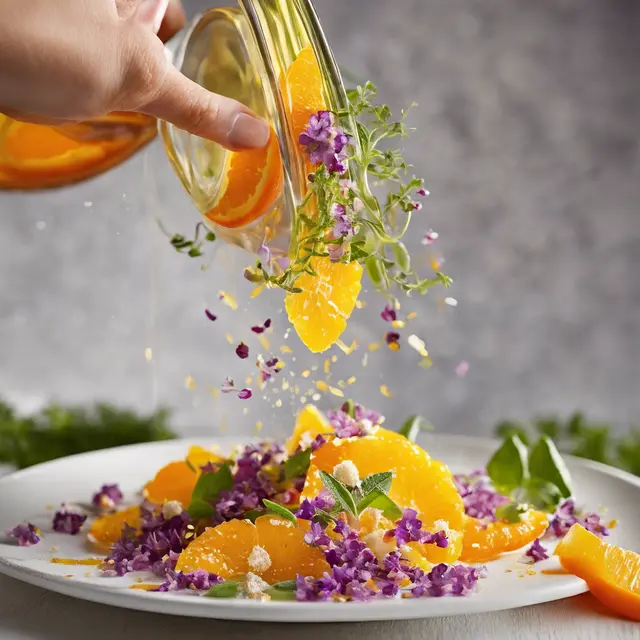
[285,257,363,353]
[204,127,283,229]
[143,446,225,507]
[459,510,549,563]
[556,524,640,621]
[87,506,142,550]
[0,113,156,189]
[302,428,465,535]
[285,404,333,454]
[176,519,258,577]
[176,516,327,582]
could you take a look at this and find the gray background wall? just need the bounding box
[0,0,638,440]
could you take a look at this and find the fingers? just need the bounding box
[139,65,270,151]
[157,0,186,43]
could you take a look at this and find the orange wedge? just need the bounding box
[0,113,156,189]
[87,505,142,550]
[302,427,465,535]
[204,127,283,229]
[285,257,363,353]
[556,523,640,621]
[285,404,333,454]
[459,510,549,563]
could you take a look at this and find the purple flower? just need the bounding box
[221,376,252,400]
[7,523,41,547]
[304,522,332,547]
[52,505,87,535]
[411,563,486,598]
[257,355,282,384]
[421,229,439,246]
[327,238,347,263]
[549,499,608,539]
[385,331,401,348]
[257,243,271,266]
[299,111,350,174]
[204,309,217,322]
[416,188,429,197]
[330,203,354,237]
[236,342,249,359]
[327,403,384,439]
[155,569,222,592]
[237,388,252,400]
[380,305,397,322]
[92,484,123,511]
[523,539,549,563]
[412,201,423,211]
[251,318,272,334]
[453,471,510,521]
[387,509,449,548]
[296,490,336,521]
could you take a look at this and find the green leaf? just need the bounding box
[520,477,563,512]
[318,470,358,517]
[360,471,393,496]
[312,508,338,526]
[398,415,431,442]
[205,579,242,598]
[243,509,265,523]
[357,489,402,520]
[262,499,297,526]
[391,242,411,272]
[494,420,530,446]
[495,502,529,523]
[529,436,573,498]
[487,436,529,493]
[187,499,215,519]
[284,447,311,480]
[188,463,233,517]
[264,581,297,601]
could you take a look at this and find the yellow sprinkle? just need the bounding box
[394,299,401,310]
[355,300,367,309]
[368,342,381,352]
[294,385,300,394]
[419,356,433,370]
[208,387,220,399]
[300,397,307,404]
[280,345,293,354]
[324,359,331,374]
[408,334,429,357]
[362,353,369,367]
[184,375,196,390]
[315,381,329,392]
[245,376,253,385]
[608,519,618,529]
[144,347,153,362]
[225,333,234,344]
[329,386,344,398]
[255,421,263,432]
[336,339,358,355]
[301,370,311,378]
[258,335,271,350]
[380,384,393,398]
[242,407,249,415]
[282,380,290,391]
[388,342,400,352]
[331,355,338,363]
[275,399,283,408]
[392,320,406,329]
[407,312,417,320]
[429,255,443,271]
[250,285,265,299]
[346,376,356,385]
[312,393,321,402]
[219,290,238,310]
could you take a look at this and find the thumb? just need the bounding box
[139,65,270,151]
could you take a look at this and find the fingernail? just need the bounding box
[136,0,169,34]
[228,113,270,149]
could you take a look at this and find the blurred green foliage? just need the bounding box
[0,399,175,469]
[495,412,640,477]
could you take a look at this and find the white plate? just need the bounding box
[0,435,637,623]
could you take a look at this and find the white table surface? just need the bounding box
[0,573,637,640]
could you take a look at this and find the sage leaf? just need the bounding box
[265,581,297,601]
[398,415,431,443]
[360,471,393,496]
[319,470,358,517]
[529,436,573,498]
[495,502,529,524]
[188,463,233,518]
[262,499,297,526]
[487,435,529,493]
[205,579,242,598]
[521,477,563,512]
[357,489,402,520]
[284,448,311,480]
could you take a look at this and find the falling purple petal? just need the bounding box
[236,343,249,359]
[204,309,217,322]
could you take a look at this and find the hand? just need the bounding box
[0,0,270,150]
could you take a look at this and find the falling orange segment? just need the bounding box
[87,506,141,550]
[285,258,363,353]
[205,127,284,229]
[555,524,640,621]
[302,428,465,534]
[176,519,258,577]
[0,113,156,189]
[459,510,549,563]
[255,515,328,582]
[285,404,333,454]
[144,447,224,507]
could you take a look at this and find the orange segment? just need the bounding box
[144,447,224,506]
[176,519,258,577]
[205,127,283,229]
[459,510,549,563]
[414,526,464,565]
[302,428,465,534]
[255,515,328,582]
[285,404,333,454]
[87,506,141,550]
[285,258,363,353]
[556,523,640,621]
[0,113,156,189]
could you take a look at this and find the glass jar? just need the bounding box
[161,0,359,258]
